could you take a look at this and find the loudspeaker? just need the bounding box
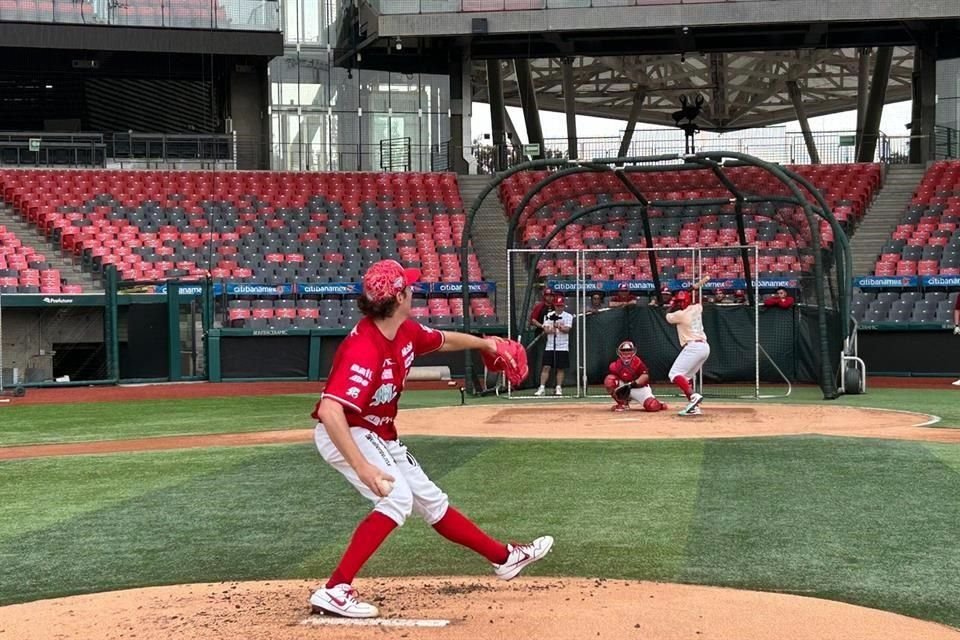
[472,18,488,34]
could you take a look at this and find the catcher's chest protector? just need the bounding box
[613,357,644,381]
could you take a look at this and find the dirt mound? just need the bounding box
[2,577,958,640]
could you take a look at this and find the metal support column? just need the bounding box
[915,40,937,163]
[486,59,508,171]
[104,265,120,382]
[618,87,646,158]
[504,111,524,148]
[786,80,820,164]
[514,59,544,157]
[449,52,472,173]
[166,282,182,382]
[857,46,893,163]
[856,48,870,154]
[561,58,578,159]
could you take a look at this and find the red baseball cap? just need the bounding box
[362,260,420,302]
[553,295,566,306]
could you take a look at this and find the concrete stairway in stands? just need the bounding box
[849,164,928,277]
[0,202,104,291]
[458,175,509,320]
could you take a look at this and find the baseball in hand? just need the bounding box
[377,478,394,495]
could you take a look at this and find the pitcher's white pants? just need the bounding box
[314,424,449,527]
[668,341,711,381]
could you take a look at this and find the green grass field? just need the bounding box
[2,387,960,628]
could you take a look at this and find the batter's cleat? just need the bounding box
[679,393,703,415]
[534,386,546,396]
[493,535,554,581]
[953,379,960,387]
[310,584,379,618]
[555,386,563,396]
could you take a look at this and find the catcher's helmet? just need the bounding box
[617,340,636,358]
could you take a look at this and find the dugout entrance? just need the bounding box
[461,152,852,400]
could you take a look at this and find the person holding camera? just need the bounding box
[534,295,574,396]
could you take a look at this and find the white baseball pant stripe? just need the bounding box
[314,424,449,527]
[668,341,711,381]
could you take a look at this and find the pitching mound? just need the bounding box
[0,402,953,462]
[401,402,953,442]
[2,577,958,640]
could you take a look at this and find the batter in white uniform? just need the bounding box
[665,276,711,416]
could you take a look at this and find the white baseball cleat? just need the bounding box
[493,535,554,581]
[310,584,379,618]
[534,386,546,396]
[555,385,563,396]
[679,406,702,417]
[679,393,703,415]
[952,379,960,387]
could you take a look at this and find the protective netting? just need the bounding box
[462,152,850,399]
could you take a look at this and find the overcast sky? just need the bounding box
[471,100,914,143]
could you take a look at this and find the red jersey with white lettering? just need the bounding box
[313,317,445,440]
[609,355,649,386]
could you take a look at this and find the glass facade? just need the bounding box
[269,0,452,171]
[0,0,279,31]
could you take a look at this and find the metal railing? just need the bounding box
[0,131,234,169]
[0,0,279,31]
[377,0,793,14]
[379,137,412,171]
[935,125,960,160]
[9,126,936,173]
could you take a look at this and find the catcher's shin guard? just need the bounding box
[643,397,667,412]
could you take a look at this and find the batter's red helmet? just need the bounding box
[617,340,636,358]
[670,290,691,310]
[552,295,566,307]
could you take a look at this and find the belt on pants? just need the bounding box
[684,339,706,344]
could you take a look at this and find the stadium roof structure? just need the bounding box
[471,48,914,131]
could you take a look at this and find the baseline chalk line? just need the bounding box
[301,616,450,628]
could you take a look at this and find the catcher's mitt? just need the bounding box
[613,383,632,402]
[480,337,529,387]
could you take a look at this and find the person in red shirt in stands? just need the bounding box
[529,286,556,333]
[763,288,795,309]
[609,282,638,308]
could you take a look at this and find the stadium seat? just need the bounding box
[0,170,499,327]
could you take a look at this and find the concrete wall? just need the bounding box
[230,60,271,170]
[1,308,104,382]
[379,0,960,38]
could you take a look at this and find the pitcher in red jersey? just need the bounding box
[309,260,553,619]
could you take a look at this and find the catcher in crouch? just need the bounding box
[604,340,668,412]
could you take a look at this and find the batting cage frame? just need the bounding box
[503,245,792,400]
[460,151,854,400]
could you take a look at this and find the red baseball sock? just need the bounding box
[672,375,694,400]
[326,511,397,588]
[433,506,509,564]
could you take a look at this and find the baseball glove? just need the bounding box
[481,337,529,387]
[613,382,632,402]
